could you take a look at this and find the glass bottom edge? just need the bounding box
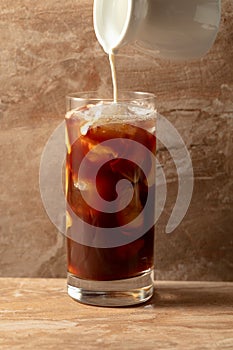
[67,270,154,307]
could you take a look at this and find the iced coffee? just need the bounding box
[65,92,156,306]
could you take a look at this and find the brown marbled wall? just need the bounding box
[0,0,232,280]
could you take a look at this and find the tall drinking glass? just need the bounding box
[65,91,156,306]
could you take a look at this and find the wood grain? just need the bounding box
[0,278,232,349]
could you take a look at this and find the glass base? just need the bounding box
[67,270,154,307]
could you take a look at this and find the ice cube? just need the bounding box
[72,178,101,211]
[79,102,139,134]
[80,112,101,135]
[117,182,144,229]
[80,122,92,136]
[65,109,76,120]
[74,179,88,191]
[65,125,71,154]
[110,159,142,183]
[127,104,155,118]
[66,210,72,229]
[144,154,156,187]
[77,102,125,134]
[73,174,118,212]
[86,143,118,163]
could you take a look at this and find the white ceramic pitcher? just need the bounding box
[94,0,221,59]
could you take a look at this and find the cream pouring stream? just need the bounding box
[109,51,118,103]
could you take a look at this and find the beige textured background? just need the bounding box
[0,0,232,280]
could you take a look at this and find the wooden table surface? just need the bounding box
[0,279,232,350]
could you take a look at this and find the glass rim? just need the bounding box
[66,90,156,103]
